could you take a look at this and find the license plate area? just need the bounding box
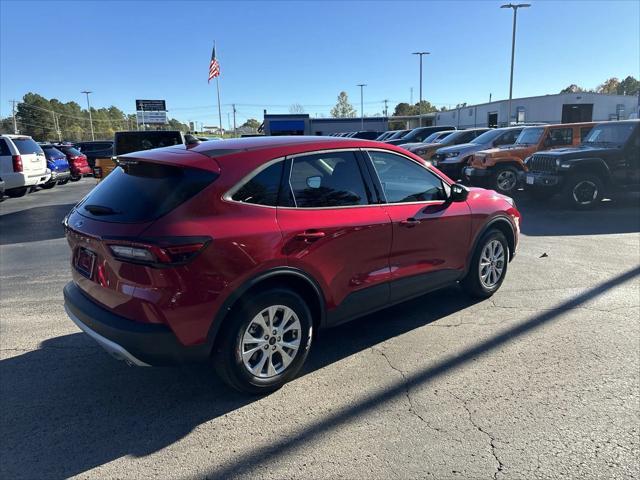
[526,175,534,185]
[75,247,96,278]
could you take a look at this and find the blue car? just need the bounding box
[39,144,71,189]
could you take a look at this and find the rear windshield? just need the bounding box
[115,132,183,156]
[42,146,65,159]
[58,146,82,156]
[77,162,217,223]
[12,137,43,155]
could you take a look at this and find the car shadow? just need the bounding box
[0,286,477,479]
[0,203,74,245]
[514,191,640,236]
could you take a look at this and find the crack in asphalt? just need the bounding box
[450,392,505,480]
[371,346,441,434]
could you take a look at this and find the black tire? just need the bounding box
[493,165,520,194]
[213,288,314,394]
[41,182,56,190]
[563,173,603,210]
[70,175,81,182]
[57,179,69,185]
[461,230,509,299]
[6,187,28,198]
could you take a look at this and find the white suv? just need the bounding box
[0,134,50,197]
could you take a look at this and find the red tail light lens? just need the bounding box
[12,155,23,172]
[106,237,211,267]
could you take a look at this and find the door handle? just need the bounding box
[295,231,326,241]
[400,218,421,227]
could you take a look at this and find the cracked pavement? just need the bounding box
[1,180,639,479]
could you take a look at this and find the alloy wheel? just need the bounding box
[572,180,598,205]
[479,240,505,289]
[240,305,302,378]
[496,170,517,192]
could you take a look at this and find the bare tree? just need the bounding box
[289,103,305,114]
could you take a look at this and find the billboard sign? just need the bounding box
[135,99,167,124]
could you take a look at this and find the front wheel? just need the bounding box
[213,288,313,394]
[564,173,603,210]
[70,174,81,182]
[461,230,509,299]
[6,187,28,198]
[493,165,520,194]
[57,179,69,185]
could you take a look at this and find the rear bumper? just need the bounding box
[50,170,71,182]
[71,165,92,176]
[63,282,211,366]
[2,171,49,189]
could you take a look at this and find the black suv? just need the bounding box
[384,126,456,146]
[523,120,640,209]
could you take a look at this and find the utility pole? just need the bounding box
[383,99,389,117]
[501,3,530,126]
[410,88,413,105]
[51,110,61,142]
[10,100,18,134]
[227,112,231,133]
[81,90,95,140]
[412,51,430,127]
[357,84,366,130]
[232,104,237,137]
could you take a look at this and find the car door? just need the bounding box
[364,149,472,303]
[276,149,393,325]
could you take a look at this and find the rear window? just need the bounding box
[58,146,82,156]
[42,146,65,159]
[77,162,217,223]
[115,132,183,156]
[12,137,43,155]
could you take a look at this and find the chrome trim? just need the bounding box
[64,305,150,367]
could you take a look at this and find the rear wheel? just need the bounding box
[6,187,28,198]
[57,179,69,185]
[70,175,81,182]
[41,181,56,189]
[493,165,520,194]
[564,173,603,210]
[461,230,509,299]
[213,288,313,394]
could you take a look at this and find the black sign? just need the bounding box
[135,99,166,112]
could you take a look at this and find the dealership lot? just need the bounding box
[0,181,638,479]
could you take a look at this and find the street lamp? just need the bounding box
[81,90,95,140]
[357,84,367,130]
[501,3,530,126]
[412,51,430,126]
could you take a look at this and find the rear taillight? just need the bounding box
[105,237,211,267]
[12,155,23,172]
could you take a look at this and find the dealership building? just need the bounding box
[262,93,639,135]
[430,92,639,129]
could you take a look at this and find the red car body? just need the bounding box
[63,136,520,378]
[55,145,92,178]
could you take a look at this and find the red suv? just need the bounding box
[63,136,520,393]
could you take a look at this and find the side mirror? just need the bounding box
[447,183,469,203]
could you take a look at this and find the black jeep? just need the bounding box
[523,120,640,209]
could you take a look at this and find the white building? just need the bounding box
[433,92,639,129]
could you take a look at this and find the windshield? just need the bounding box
[515,127,544,145]
[583,123,635,146]
[471,129,503,145]
[424,131,452,143]
[387,130,409,140]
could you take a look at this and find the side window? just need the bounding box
[232,160,283,206]
[580,127,593,142]
[289,151,370,208]
[549,128,573,146]
[0,139,11,156]
[499,130,518,145]
[368,151,446,203]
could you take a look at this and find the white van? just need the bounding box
[0,134,50,197]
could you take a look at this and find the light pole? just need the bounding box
[412,51,430,126]
[81,90,95,140]
[501,3,530,126]
[357,84,366,130]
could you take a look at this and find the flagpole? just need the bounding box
[216,76,223,136]
[215,41,223,136]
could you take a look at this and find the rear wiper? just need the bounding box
[83,204,121,215]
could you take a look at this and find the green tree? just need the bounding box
[330,92,357,118]
[617,75,640,95]
[597,77,621,94]
[241,118,261,130]
[560,84,587,93]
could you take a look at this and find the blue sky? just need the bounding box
[1,0,639,127]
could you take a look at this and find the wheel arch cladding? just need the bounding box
[208,269,325,354]
[487,218,515,261]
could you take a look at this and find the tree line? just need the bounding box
[0,92,189,142]
[560,76,639,95]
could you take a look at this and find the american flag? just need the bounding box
[208,44,220,82]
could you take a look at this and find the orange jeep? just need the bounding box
[464,122,595,194]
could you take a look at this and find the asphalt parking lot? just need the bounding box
[1,179,638,480]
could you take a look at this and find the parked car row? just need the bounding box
[0,134,93,198]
